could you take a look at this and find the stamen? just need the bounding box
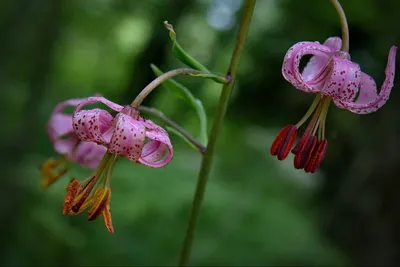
[292,101,323,154]
[270,94,331,173]
[88,189,111,221]
[270,125,298,160]
[103,203,114,233]
[292,96,331,156]
[319,99,331,141]
[305,140,328,173]
[71,176,98,213]
[63,179,79,215]
[69,187,104,215]
[295,95,322,128]
[40,157,68,188]
[293,136,317,169]
[70,153,113,213]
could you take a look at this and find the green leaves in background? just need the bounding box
[164,21,209,72]
[164,21,227,84]
[150,64,208,147]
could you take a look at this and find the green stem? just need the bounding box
[138,106,206,153]
[130,68,228,108]
[178,1,256,266]
[330,0,349,52]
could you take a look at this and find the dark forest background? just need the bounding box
[1,0,399,266]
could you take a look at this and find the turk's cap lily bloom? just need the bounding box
[271,37,396,173]
[42,98,107,188]
[62,96,173,233]
[282,37,397,114]
[72,96,173,168]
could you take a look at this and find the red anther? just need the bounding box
[292,134,307,155]
[305,139,328,173]
[270,125,297,160]
[270,125,291,156]
[293,136,317,169]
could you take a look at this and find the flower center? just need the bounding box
[63,152,117,232]
[270,94,331,173]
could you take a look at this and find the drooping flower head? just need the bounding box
[62,96,173,233]
[270,37,397,173]
[41,98,107,188]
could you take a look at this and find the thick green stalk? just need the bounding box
[178,1,256,266]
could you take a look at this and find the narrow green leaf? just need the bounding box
[164,21,209,72]
[163,21,228,84]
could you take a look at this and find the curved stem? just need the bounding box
[130,68,228,108]
[178,0,256,266]
[330,0,349,52]
[138,106,206,153]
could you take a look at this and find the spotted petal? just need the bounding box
[302,37,342,81]
[108,113,146,162]
[73,109,114,145]
[73,96,124,145]
[282,41,334,93]
[335,46,397,114]
[138,118,173,168]
[322,56,361,103]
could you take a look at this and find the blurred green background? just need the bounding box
[1,0,399,266]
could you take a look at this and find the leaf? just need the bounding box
[164,21,209,72]
[151,64,208,146]
[163,21,228,84]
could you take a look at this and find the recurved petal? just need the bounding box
[70,141,107,169]
[53,135,79,155]
[48,96,103,155]
[322,37,342,51]
[334,46,397,114]
[73,108,114,145]
[74,96,124,114]
[138,119,173,168]
[108,113,146,162]
[53,98,88,114]
[322,56,361,104]
[48,97,97,142]
[47,113,73,143]
[302,37,342,82]
[355,73,378,104]
[282,41,334,93]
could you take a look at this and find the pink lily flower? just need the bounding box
[72,96,173,167]
[270,37,397,173]
[41,98,107,188]
[47,98,107,169]
[62,96,173,233]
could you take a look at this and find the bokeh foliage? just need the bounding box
[1,0,399,265]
